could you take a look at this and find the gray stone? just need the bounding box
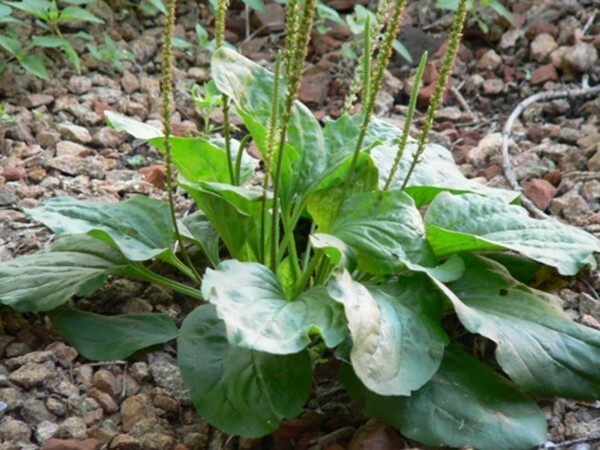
[468,132,503,168]
[0,188,17,206]
[94,127,127,148]
[513,151,556,181]
[477,50,502,71]
[4,351,56,370]
[25,94,54,108]
[530,33,558,62]
[121,394,155,432]
[150,360,191,405]
[68,76,93,95]
[35,420,59,445]
[129,362,150,382]
[37,131,61,148]
[121,70,140,94]
[56,141,90,157]
[562,43,598,72]
[8,362,56,388]
[483,78,504,95]
[55,416,88,439]
[0,417,31,445]
[588,151,600,171]
[0,388,23,412]
[46,342,78,367]
[57,123,92,144]
[20,398,56,425]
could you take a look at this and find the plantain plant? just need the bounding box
[1,0,599,448]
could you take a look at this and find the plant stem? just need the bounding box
[383,51,428,191]
[260,53,283,264]
[161,0,201,283]
[270,0,317,272]
[215,0,235,184]
[292,252,322,299]
[401,0,467,190]
[302,222,316,272]
[338,0,406,205]
[234,134,252,185]
[124,263,204,300]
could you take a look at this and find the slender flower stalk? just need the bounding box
[215,0,235,184]
[401,0,467,190]
[383,51,428,191]
[284,0,300,74]
[260,53,282,264]
[339,0,407,203]
[343,0,393,112]
[270,0,318,271]
[161,0,200,282]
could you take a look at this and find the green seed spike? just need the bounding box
[271,0,318,271]
[384,51,428,191]
[339,0,407,204]
[361,14,372,112]
[215,0,229,48]
[401,0,468,190]
[214,0,235,184]
[344,0,393,113]
[260,53,283,264]
[161,0,200,282]
[284,0,300,75]
[343,14,372,113]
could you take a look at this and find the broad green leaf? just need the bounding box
[340,346,547,450]
[180,180,266,261]
[322,190,429,274]
[307,152,378,232]
[327,270,447,395]
[64,0,96,4]
[0,235,128,312]
[393,39,413,63]
[211,47,326,200]
[0,4,13,17]
[62,42,81,74]
[105,110,163,140]
[158,137,257,185]
[276,255,300,300]
[146,0,167,13]
[180,211,220,267]
[4,0,50,20]
[310,233,354,269]
[59,5,104,23]
[318,114,402,194]
[105,112,258,185]
[30,36,68,47]
[49,309,178,360]
[202,260,346,353]
[0,35,20,54]
[178,304,312,438]
[484,252,542,284]
[404,253,465,283]
[17,54,49,80]
[438,255,600,399]
[26,195,174,262]
[425,192,600,275]
[371,142,519,205]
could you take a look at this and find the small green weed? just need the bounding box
[0,0,104,79]
[436,0,514,33]
[86,34,134,73]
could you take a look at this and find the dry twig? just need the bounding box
[501,76,600,219]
